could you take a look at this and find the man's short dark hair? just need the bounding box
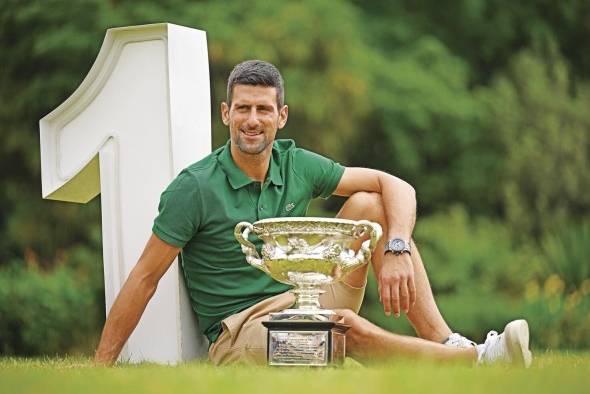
[226,60,284,108]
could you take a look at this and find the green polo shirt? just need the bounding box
[152,139,345,344]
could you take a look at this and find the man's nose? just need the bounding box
[246,108,260,127]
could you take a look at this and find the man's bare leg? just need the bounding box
[405,240,453,342]
[336,192,452,342]
[338,309,476,364]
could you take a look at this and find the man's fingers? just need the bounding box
[380,283,391,316]
[409,277,417,306]
[391,282,401,317]
[400,280,410,314]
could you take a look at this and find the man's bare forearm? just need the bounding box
[94,269,157,364]
[378,172,416,239]
[94,234,180,365]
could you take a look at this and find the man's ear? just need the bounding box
[221,102,230,126]
[278,105,289,129]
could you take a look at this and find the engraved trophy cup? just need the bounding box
[234,217,382,366]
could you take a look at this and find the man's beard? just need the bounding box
[235,133,269,155]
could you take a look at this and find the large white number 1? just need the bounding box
[39,24,210,363]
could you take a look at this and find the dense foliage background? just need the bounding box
[1,0,588,356]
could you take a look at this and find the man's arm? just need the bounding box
[333,167,417,317]
[94,234,181,365]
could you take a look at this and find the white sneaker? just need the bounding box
[443,333,476,348]
[476,319,533,367]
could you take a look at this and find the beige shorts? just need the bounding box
[208,281,366,365]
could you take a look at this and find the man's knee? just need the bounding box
[343,192,384,222]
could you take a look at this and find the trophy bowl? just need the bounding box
[235,217,382,313]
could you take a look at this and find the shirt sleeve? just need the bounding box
[293,148,346,199]
[152,171,202,247]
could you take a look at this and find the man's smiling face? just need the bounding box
[222,84,288,156]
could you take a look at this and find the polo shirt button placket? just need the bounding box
[258,181,267,219]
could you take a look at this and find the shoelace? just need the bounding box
[445,333,476,348]
[480,330,508,363]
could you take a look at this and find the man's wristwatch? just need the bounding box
[384,238,411,256]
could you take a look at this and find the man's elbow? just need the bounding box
[405,180,416,202]
[402,180,416,208]
[386,173,416,201]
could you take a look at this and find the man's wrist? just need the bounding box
[384,238,411,256]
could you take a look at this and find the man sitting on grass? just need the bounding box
[94,60,532,367]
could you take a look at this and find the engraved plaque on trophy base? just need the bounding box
[262,321,349,366]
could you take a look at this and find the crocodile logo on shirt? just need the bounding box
[285,202,295,212]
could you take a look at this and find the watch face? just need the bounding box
[392,239,405,251]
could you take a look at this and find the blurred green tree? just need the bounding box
[344,37,500,215]
[352,0,590,84]
[479,41,590,239]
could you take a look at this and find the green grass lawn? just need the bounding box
[1,353,588,394]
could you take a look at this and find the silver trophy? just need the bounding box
[234,217,382,366]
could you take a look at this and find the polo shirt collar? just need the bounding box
[218,140,283,189]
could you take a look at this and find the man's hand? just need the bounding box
[378,252,416,317]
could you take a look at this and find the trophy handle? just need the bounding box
[348,220,383,270]
[234,221,268,274]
